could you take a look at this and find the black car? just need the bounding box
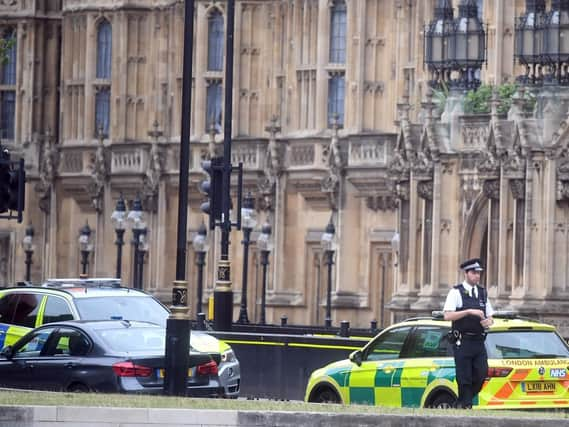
[0,320,224,396]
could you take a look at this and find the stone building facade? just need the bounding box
[3,0,569,333]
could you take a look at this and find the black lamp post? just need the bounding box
[21,224,34,282]
[515,0,547,85]
[127,195,145,289]
[257,222,272,325]
[542,0,569,84]
[78,222,93,276]
[111,194,127,279]
[237,193,256,324]
[320,219,337,328]
[137,227,149,290]
[192,222,209,316]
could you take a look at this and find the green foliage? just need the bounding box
[432,81,449,115]
[463,83,520,115]
[0,36,15,64]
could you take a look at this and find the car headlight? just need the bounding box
[221,349,236,363]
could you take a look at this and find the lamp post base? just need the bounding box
[213,259,233,331]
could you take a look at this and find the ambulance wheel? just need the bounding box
[430,392,455,409]
[311,387,341,404]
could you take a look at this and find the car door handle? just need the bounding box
[0,330,5,335]
[64,363,75,368]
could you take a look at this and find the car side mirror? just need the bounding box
[1,346,13,360]
[349,350,362,366]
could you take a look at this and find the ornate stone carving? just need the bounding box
[143,121,165,213]
[510,179,525,200]
[556,180,569,201]
[365,194,398,212]
[87,131,110,212]
[321,115,344,210]
[461,174,481,214]
[257,116,282,211]
[483,179,500,200]
[417,180,433,200]
[34,130,59,213]
[503,137,525,178]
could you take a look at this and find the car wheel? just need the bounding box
[429,392,456,409]
[310,387,341,404]
[67,383,90,393]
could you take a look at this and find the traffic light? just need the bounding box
[8,158,25,217]
[200,157,223,230]
[0,150,10,214]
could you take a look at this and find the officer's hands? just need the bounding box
[468,309,485,319]
[480,318,492,328]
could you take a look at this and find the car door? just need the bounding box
[0,326,57,389]
[347,326,412,406]
[0,292,43,348]
[24,327,93,391]
[399,325,454,408]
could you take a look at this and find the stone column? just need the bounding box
[84,14,95,140]
[194,3,207,136]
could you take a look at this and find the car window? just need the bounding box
[485,330,569,359]
[43,296,74,324]
[52,328,91,357]
[13,327,56,358]
[0,294,19,324]
[404,326,451,358]
[96,326,165,353]
[74,296,168,326]
[364,326,411,361]
[12,294,42,328]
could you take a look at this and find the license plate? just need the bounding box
[158,368,193,378]
[523,382,555,393]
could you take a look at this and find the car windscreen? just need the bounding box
[74,296,168,327]
[485,330,569,359]
[96,326,166,353]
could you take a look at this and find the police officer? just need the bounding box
[443,258,494,409]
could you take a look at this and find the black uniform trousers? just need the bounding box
[453,335,488,408]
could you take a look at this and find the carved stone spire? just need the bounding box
[143,120,165,213]
[87,125,109,212]
[321,114,344,210]
[34,128,59,213]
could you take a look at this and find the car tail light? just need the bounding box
[112,361,152,377]
[196,360,218,376]
[487,367,513,378]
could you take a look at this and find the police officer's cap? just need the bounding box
[460,258,484,272]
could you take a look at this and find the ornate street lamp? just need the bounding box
[237,193,256,324]
[424,0,455,88]
[515,0,547,85]
[192,222,210,316]
[542,0,569,84]
[111,194,127,279]
[127,195,145,289]
[448,0,487,90]
[78,222,94,276]
[320,218,337,328]
[21,224,34,282]
[257,222,272,325]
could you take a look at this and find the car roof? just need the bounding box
[40,319,162,330]
[0,285,151,299]
[395,314,556,332]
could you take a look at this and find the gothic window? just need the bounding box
[327,73,345,127]
[95,88,110,137]
[0,29,16,140]
[206,80,222,132]
[96,20,112,79]
[329,0,346,63]
[208,10,224,71]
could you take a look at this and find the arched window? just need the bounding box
[329,0,346,63]
[208,10,224,71]
[1,29,16,139]
[96,20,112,79]
[327,73,345,127]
